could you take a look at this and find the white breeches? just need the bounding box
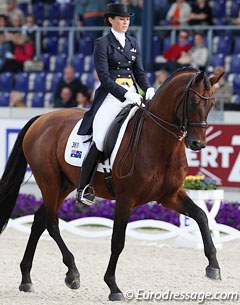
[92,85,136,151]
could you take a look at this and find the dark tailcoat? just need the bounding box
[78,31,151,135]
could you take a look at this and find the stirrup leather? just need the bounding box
[78,184,95,206]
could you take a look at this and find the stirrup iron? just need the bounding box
[79,184,95,206]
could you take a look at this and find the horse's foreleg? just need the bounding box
[177,195,221,280]
[19,205,46,292]
[46,212,80,289]
[104,202,131,301]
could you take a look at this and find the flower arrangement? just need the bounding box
[183,175,220,190]
[10,193,240,230]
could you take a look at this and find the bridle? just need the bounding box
[116,73,214,179]
[140,73,214,141]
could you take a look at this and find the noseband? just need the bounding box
[140,73,214,141]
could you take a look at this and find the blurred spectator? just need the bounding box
[232,10,240,26]
[0,14,11,28]
[166,0,191,26]
[75,0,107,40]
[54,65,85,100]
[212,66,232,107]
[13,33,34,70]
[9,90,26,107]
[2,33,34,72]
[162,30,192,73]
[54,87,78,108]
[0,31,13,72]
[185,32,209,71]
[153,69,169,90]
[188,0,213,26]
[11,14,23,31]
[5,0,25,26]
[76,85,92,109]
[125,0,143,26]
[21,14,38,43]
[154,0,170,25]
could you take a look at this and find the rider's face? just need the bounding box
[108,16,130,33]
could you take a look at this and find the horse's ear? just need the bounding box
[194,71,205,84]
[208,72,225,86]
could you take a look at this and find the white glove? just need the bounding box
[145,87,155,100]
[124,91,143,106]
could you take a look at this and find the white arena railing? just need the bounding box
[6,216,240,248]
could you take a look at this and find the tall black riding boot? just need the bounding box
[76,142,102,205]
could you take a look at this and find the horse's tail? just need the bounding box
[0,115,41,234]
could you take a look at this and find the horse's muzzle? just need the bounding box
[185,138,206,151]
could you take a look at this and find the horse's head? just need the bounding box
[176,70,224,151]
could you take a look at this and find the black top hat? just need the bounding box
[104,3,134,18]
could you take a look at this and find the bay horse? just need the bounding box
[0,68,223,301]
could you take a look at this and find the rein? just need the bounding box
[115,109,145,179]
[143,73,214,141]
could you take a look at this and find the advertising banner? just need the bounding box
[186,124,240,187]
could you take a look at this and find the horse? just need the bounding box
[0,67,223,301]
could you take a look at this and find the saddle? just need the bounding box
[102,104,134,161]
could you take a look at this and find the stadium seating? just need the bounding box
[232,74,240,94]
[233,36,240,54]
[213,36,233,55]
[162,36,171,53]
[212,0,226,18]
[71,54,85,74]
[32,2,45,21]
[229,54,240,74]
[153,35,162,59]
[14,73,29,93]
[209,53,225,68]
[36,53,50,71]
[0,72,13,92]
[1,0,240,109]
[33,72,47,93]
[59,2,75,20]
[30,92,45,107]
[78,37,94,56]
[229,0,240,18]
[0,92,10,107]
[48,72,63,92]
[45,3,61,20]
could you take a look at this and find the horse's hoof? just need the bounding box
[65,277,80,289]
[19,283,34,292]
[108,292,125,301]
[206,266,221,280]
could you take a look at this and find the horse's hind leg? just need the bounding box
[104,201,131,301]
[173,192,221,280]
[19,205,46,292]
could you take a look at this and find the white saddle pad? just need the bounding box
[64,106,138,173]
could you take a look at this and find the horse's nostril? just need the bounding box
[192,140,206,150]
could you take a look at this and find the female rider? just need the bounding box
[76,3,155,204]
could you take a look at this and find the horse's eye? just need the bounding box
[191,99,200,105]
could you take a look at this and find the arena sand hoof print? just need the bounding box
[205,266,221,280]
[19,283,34,292]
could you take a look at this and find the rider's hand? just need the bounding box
[124,91,143,106]
[145,87,155,100]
